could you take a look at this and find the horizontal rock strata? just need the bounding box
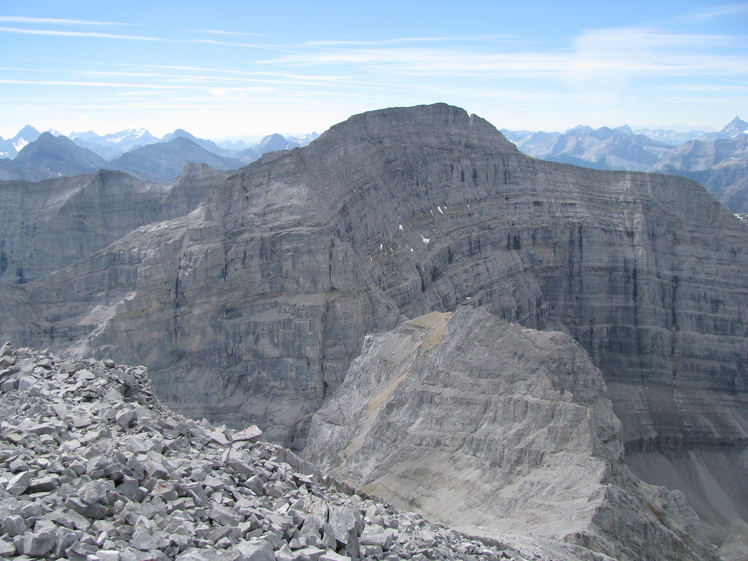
[306,307,719,561]
[0,342,547,561]
[0,103,746,555]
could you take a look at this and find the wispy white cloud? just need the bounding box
[260,26,748,84]
[0,16,125,26]
[674,2,748,24]
[0,25,289,50]
[76,66,423,93]
[192,29,267,37]
[304,35,522,47]
[0,26,161,41]
[0,78,279,94]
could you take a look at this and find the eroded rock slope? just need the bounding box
[306,306,718,561]
[0,342,604,561]
[0,103,746,554]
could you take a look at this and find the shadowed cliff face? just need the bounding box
[0,164,225,284]
[2,104,747,459]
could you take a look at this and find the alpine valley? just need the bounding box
[0,104,746,561]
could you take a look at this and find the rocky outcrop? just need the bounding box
[306,307,719,561]
[0,103,746,554]
[2,103,746,449]
[0,342,584,561]
[0,164,224,284]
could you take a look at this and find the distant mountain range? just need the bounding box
[503,116,748,212]
[1,118,745,212]
[504,124,674,171]
[0,127,319,185]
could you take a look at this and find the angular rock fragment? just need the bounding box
[6,470,30,496]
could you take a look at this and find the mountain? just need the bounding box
[517,124,675,171]
[501,129,561,152]
[8,132,109,181]
[307,307,719,561]
[108,136,245,184]
[719,116,748,138]
[288,131,320,146]
[255,133,299,154]
[0,164,222,284]
[69,128,160,153]
[163,128,233,157]
[0,125,41,159]
[70,136,125,160]
[648,118,748,212]
[0,159,24,181]
[162,129,262,164]
[0,103,746,558]
[695,116,748,142]
[0,343,541,561]
[634,127,709,145]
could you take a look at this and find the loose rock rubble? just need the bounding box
[0,343,519,561]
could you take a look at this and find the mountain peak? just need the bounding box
[13,125,41,141]
[256,133,292,154]
[320,103,516,154]
[164,128,197,141]
[720,116,748,138]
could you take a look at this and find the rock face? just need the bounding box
[0,103,746,554]
[0,342,543,561]
[306,307,719,561]
[0,164,223,284]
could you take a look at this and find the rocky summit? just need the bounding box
[0,103,747,558]
[0,343,530,561]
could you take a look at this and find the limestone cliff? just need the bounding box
[0,163,224,283]
[0,103,746,554]
[306,306,719,561]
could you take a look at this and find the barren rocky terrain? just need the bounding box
[0,103,746,559]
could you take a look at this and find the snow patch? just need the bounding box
[438,206,444,215]
[399,224,403,231]
[421,235,430,245]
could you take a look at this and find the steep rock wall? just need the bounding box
[1,103,746,458]
[0,164,222,284]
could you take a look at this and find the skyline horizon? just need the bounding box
[1,0,747,141]
[4,104,742,144]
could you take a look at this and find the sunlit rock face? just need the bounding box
[2,102,746,556]
[306,306,720,561]
[6,103,745,453]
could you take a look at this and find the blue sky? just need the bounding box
[1,1,747,139]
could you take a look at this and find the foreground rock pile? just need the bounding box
[0,343,523,561]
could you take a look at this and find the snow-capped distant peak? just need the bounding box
[13,139,28,152]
